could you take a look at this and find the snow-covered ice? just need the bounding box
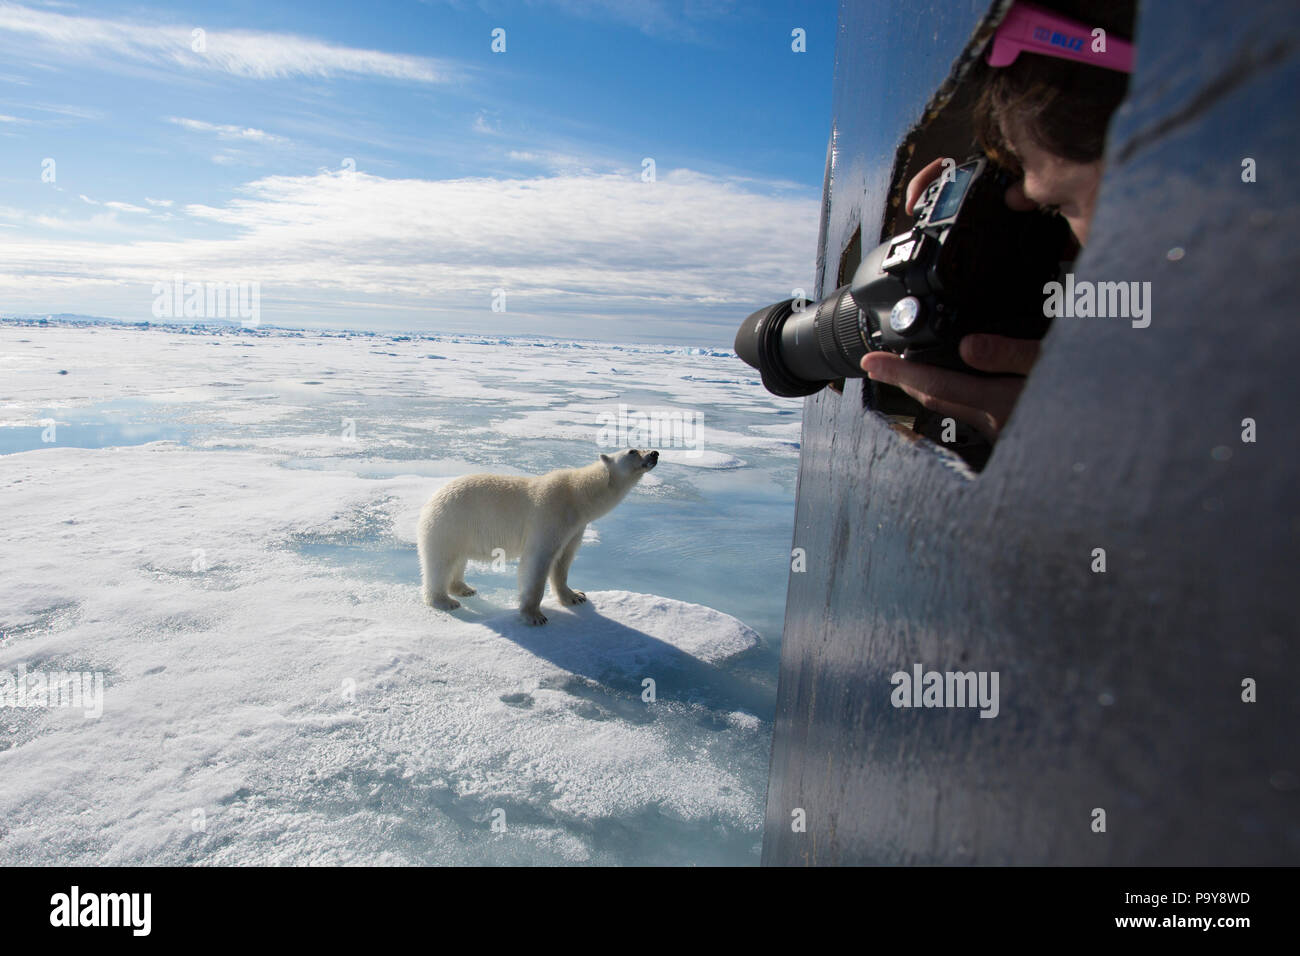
[0,321,800,865]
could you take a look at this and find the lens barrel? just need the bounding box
[816,285,872,379]
[734,286,871,396]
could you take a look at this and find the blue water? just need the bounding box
[0,399,191,455]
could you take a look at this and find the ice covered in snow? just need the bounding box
[0,321,800,865]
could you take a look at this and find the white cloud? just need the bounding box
[19,102,103,121]
[169,117,285,143]
[0,167,818,336]
[0,3,451,82]
[145,197,174,207]
[507,149,601,173]
[77,194,150,214]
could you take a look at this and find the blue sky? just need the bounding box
[0,0,835,346]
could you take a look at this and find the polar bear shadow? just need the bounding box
[478,599,771,718]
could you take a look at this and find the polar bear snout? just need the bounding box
[642,449,659,470]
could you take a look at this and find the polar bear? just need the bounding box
[417,448,659,625]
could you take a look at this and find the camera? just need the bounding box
[734,156,1075,397]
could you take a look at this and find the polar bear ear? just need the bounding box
[599,453,612,466]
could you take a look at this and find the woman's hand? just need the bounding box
[860,335,1039,441]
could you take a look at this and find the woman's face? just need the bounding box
[1000,116,1104,246]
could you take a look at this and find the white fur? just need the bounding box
[417,448,657,625]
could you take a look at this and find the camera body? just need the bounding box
[853,156,1073,370]
[734,155,1075,396]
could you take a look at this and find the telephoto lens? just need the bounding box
[733,284,869,397]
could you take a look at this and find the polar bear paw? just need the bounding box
[521,608,548,626]
[451,581,476,596]
[558,589,587,606]
[429,595,461,611]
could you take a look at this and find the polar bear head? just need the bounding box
[599,448,658,488]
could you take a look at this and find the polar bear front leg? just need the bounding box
[518,528,563,625]
[449,557,475,597]
[421,548,462,611]
[549,526,587,606]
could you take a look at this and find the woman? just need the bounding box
[862,0,1136,441]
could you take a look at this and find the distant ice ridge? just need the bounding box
[0,314,737,358]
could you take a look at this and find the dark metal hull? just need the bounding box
[763,0,1300,865]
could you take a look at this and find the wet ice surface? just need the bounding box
[0,323,800,865]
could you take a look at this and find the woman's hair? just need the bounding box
[974,0,1137,170]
